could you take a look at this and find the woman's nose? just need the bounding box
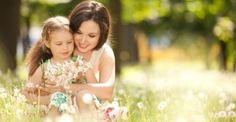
[80,36,86,43]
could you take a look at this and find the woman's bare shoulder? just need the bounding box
[102,43,115,58]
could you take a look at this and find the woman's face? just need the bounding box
[74,20,100,54]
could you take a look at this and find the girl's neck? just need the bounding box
[51,57,70,64]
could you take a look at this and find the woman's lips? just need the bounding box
[79,44,88,48]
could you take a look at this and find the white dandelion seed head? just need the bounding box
[82,93,93,104]
[158,101,167,111]
[227,111,236,117]
[26,82,34,88]
[137,102,145,109]
[217,111,227,118]
[198,92,208,101]
[219,92,227,99]
[118,89,125,95]
[57,113,73,122]
[14,88,20,94]
[226,103,236,111]
[112,101,119,107]
[0,92,7,99]
[0,87,6,93]
[60,103,69,112]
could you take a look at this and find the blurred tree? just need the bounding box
[109,0,122,74]
[121,0,236,71]
[0,0,21,72]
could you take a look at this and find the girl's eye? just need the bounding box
[56,43,62,45]
[67,41,73,44]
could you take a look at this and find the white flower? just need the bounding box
[82,93,93,104]
[0,87,6,93]
[217,111,227,118]
[112,101,119,107]
[226,103,236,111]
[228,111,236,117]
[60,103,69,112]
[0,87,7,99]
[57,113,73,122]
[0,92,7,99]
[158,101,167,111]
[118,89,125,95]
[14,88,20,96]
[137,102,145,109]
[26,82,34,88]
[198,92,208,101]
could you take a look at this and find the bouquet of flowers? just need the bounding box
[43,55,91,87]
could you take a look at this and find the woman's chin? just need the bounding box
[78,48,89,53]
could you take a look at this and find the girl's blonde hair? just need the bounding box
[25,16,71,77]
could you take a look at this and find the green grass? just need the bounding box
[0,60,236,121]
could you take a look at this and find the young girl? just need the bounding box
[22,16,96,116]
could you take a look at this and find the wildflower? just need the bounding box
[0,87,7,99]
[15,93,27,103]
[60,103,69,112]
[227,111,236,117]
[198,92,208,101]
[191,115,206,122]
[0,87,6,93]
[226,103,235,111]
[158,101,167,111]
[118,89,125,95]
[216,111,227,118]
[137,102,145,109]
[57,113,73,122]
[82,93,93,104]
[14,88,20,95]
[219,92,227,100]
[26,82,34,88]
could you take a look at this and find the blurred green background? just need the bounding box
[0,0,235,73]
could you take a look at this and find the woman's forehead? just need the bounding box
[78,20,100,33]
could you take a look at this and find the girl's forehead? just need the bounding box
[49,29,73,42]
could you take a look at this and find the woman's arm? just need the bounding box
[70,46,116,100]
[85,68,98,83]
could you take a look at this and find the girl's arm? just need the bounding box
[22,66,51,105]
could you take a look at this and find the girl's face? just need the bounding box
[45,29,74,62]
[73,20,100,54]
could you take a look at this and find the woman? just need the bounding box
[43,0,115,113]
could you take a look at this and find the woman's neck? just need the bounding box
[74,49,92,61]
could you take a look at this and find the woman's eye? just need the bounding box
[76,31,82,34]
[56,43,62,45]
[89,35,96,38]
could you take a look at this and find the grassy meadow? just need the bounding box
[0,61,236,122]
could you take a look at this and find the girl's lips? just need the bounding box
[62,52,70,55]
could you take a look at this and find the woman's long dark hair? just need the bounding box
[69,0,112,50]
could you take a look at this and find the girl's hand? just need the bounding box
[39,83,64,93]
